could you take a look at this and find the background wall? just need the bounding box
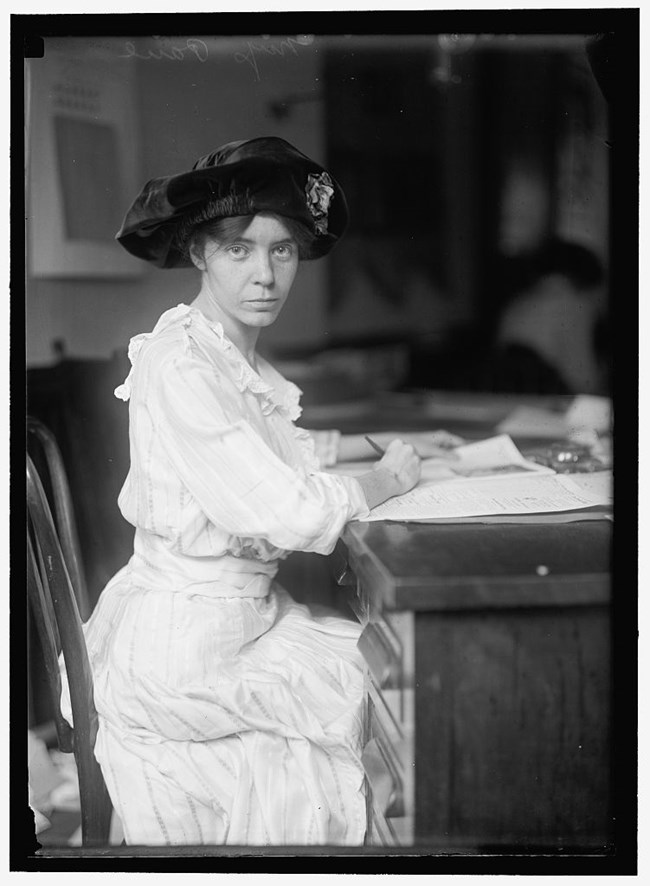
[25,31,613,392]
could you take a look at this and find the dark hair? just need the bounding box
[501,238,605,301]
[177,210,317,264]
[534,239,605,289]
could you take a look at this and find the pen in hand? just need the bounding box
[365,432,461,461]
[364,435,386,457]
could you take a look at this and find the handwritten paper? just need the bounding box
[413,511,612,525]
[564,469,613,504]
[330,434,611,522]
[360,472,610,522]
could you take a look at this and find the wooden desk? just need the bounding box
[337,517,613,852]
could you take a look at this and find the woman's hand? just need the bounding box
[374,439,421,495]
[356,439,421,510]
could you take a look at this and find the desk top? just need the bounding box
[342,519,612,612]
[320,390,614,612]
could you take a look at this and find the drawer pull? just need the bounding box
[358,622,400,688]
[331,541,356,587]
[336,565,356,587]
[362,737,404,818]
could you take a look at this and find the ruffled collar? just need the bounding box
[114,303,303,422]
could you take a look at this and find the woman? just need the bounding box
[61,137,453,847]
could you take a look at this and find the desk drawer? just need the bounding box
[367,801,415,848]
[358,619,401,689]
[367,683,414,774]
[364,687,414,846]
[357,610,414,678]
[357,609,414,726]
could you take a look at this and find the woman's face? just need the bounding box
[191,214,299,337]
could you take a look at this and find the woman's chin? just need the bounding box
[243,307,283,326]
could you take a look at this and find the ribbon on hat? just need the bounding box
[305,171,335,235]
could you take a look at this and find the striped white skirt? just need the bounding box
[62,566,367,846]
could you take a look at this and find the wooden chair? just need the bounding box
[27,417,91,622]
[27,451,113,846]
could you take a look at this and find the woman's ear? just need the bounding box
[189,242,205,271]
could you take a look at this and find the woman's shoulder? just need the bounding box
[118,305,232,395]
[135,305,227,367]
[116,305,240,401]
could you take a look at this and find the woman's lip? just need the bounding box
[247,299,278,304]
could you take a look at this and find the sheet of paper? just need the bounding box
[496,396,613,439]
[360,473,610,522]
[446,434,554,479]
[411,510,612,525]
[565,469,613,504]
[564,395,613,435]
[387,469,613,523]
[331,434,553,481]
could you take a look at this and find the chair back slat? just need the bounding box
[27,453,112,847]
[27,533,74,753]
[30,535,60,649]
[27,418,91,622]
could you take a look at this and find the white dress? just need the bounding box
[61,303,370,847]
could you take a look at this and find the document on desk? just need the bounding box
[361,472,610,522]
[423,433,555,481]
[331,434,610,522]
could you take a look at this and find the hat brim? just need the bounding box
[116,139,348,268]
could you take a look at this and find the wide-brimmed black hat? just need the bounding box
[116,136,349,268]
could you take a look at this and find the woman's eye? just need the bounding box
[273,244,294,259]
[227,245,247,258]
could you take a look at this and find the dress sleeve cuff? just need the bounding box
[310,429,342,468]
[338,475,370,521]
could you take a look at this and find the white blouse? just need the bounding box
[113,303,369,598]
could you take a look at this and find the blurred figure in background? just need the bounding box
[490,237,608,395]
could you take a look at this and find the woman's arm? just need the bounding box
[152,351,369,554]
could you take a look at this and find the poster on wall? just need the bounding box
[26,40,144,278]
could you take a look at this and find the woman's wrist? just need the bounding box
[356,466,401,511]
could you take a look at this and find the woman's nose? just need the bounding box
[253,252,275,286]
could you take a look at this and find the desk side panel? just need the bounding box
[414,604,612,849]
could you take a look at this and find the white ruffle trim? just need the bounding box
[114,305,314,467]
[114,304,193,401]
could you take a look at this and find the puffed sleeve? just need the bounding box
[152,349,369,555]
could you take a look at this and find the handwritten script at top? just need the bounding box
[234,36,313,82]
[121,37,209,62]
